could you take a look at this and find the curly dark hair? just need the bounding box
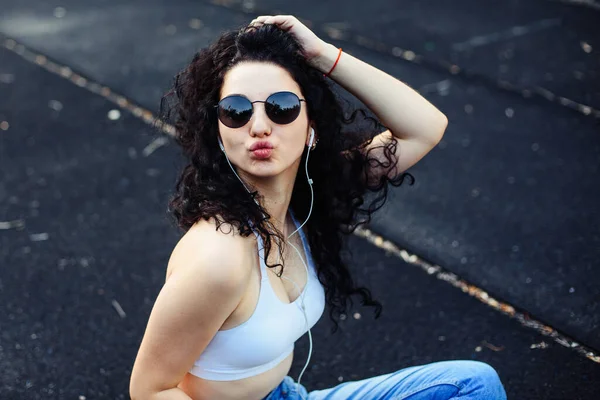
[159,23,414,332]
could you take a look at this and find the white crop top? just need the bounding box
[189,210,326,381]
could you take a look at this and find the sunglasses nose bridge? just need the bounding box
[248,101,272,136]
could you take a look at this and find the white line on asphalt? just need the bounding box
[0,219,26,230]
[354,226,600,365]
[112,299,127,319]
[142,136,169,157]
[548,0,600,10]
[452,18,562,51]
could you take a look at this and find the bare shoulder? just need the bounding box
[166,216,254,283]
[130,217,253,397]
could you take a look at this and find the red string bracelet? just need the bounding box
[323,48,342,78]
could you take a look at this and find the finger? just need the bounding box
[259,15,285,25]
[267,15,297,30]
[250,15,271,27]
[252,15,295,31]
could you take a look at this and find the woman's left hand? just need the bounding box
[249,15,327,63]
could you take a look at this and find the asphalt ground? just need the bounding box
[1,0,599,350]
[0,0,599,399]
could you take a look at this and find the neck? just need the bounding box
[261,191,293,237]
[238,168,298,237]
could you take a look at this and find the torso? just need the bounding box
[166,214,312,400]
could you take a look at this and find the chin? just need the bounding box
[248,157,298,179]
[249,167,281,179]
[242,161,279,175]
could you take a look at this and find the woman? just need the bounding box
[130,15,507,400]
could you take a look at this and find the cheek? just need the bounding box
[218,126,242,147]
[288,129,307,153]
[291,116,309,144]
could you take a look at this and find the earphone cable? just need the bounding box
[222,137,316,400]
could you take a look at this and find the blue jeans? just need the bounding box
[263,360,507,399]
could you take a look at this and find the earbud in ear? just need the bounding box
[218,137,225,151]
[308,127,315,148]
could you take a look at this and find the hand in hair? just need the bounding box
[249,15,326,63]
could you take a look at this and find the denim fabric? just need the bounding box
[263,360,507,400]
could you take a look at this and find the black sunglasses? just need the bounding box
[215,91,306,129]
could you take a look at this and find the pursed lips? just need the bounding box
[249,141,274,151]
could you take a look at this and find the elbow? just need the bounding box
[430,112,448,146]
[437,112,448,136]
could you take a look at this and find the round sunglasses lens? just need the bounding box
[218,96,252,128]
[265,92,301,125]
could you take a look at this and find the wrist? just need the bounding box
[309,42,340,74]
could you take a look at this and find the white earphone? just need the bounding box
[308,127,315,148]
[218,127,316,399]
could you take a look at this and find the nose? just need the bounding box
[249,103,271,137]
